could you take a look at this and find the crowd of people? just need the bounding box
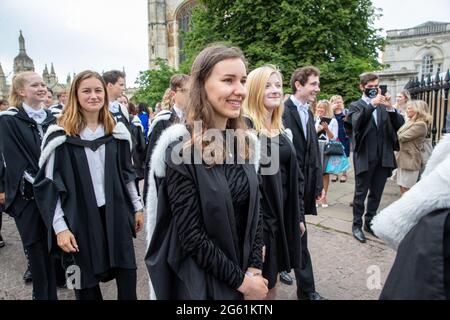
[0,43,448,300]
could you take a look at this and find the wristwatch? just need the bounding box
[245,271,262,277]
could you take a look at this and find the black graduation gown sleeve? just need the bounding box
[0,153,5,193]
[248,202,263,270]
[130,122,146,180]
[143,118,173,204]
[165,163,246,289]
[380,208,450,300]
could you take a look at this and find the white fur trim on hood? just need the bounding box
[147,110,172,138]
[0,108,18,118]
[112,122,132,151]
[422,133,450,177]
[371,134,450,249]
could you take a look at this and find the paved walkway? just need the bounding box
[0,166,400,300]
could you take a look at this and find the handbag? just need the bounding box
[323,141,345,156]
[325,155,350,174]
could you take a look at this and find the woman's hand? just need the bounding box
[135,211,144,233]
[299,222,306,237]
[238,269,268,300]
[0,192,5,205]
[321,122,329,131]
[56,230,79,253]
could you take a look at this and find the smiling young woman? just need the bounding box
[243,65,304,300]
[145,45,268,300]
[33,70,144,300]
[0,71,57,299]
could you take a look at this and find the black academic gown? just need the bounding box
[380,208,450,300]
[258,132,303,272]
[33,129,138,289]
[145,141,262,300]
[283,98,323,216]
[143,109,179,203]
[111,109,146,180]
[0,106,55,245]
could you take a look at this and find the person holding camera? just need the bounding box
[347,73,404,243]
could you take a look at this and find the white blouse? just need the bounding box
[314,117,339,142]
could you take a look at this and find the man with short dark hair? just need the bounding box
[282,66,325,300]
[48,90,68,116]
[347,72,404,243]
[43,88,54,108]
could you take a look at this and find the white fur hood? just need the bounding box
[38,122,132,168]
[371,134,450,249]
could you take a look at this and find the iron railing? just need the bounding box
[404,69,450,145]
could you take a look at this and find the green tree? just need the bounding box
[182,0,385,105]
[132,58,177,108]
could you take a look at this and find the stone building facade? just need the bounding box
[379,21,450,98]
[148,0,197,69]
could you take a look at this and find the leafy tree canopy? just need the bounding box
[181,0,385,105]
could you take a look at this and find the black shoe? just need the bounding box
[298,291,327,300]
[279,271,293,285]
[352,226,366,243]
[23,267,32,283]
[364,224,377,238]
[0,234,5,248]
[349,201,353,207]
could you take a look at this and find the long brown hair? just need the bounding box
[58,70,115,136]
[186,44,250,163]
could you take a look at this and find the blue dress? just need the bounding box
[334,111,351,157]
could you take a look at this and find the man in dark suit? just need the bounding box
[347,73,404,243]
[282,66,325,300]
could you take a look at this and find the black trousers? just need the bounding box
[24,239,58,300]
[293,223,316,296]
[13,201,57,300]
[74,268,137,300]
[353,161,391,228]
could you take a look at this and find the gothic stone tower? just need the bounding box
[14,31,35,74]
[148,0,196,70]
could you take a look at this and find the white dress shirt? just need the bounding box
[361,95,378,126]
[290,95,309,139]
[23,103,47,138]
[172,105,185,123]
[50,125,143,234]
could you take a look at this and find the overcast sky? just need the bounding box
[1,0,449,87]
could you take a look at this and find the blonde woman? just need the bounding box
[416,101,433,174]
[396,100,432,194]
[0,72,57,299]
[394,89,411,120]
[314,100,338,208]
[243,65,304,300]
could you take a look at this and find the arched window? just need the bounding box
[176,1,196,64]
[422,55,434,77]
